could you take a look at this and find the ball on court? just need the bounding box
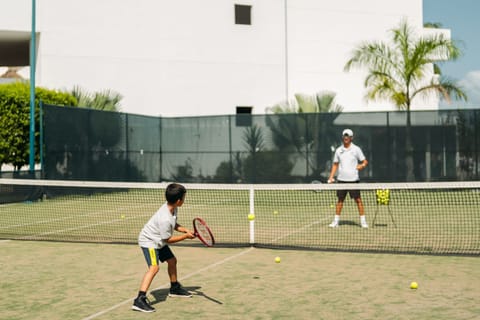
[275,256,281,263]
[410,281,418,289]
[248,214,255,221]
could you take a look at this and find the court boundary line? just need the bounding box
[0,202,152,230]
[1,202,154,240]
[82,246,255,320]
[270,215,332,243]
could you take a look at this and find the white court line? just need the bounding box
[12,212,152,241]
[17,216,137,240]
[2,203,154,240]
[0,202,152,230]
[82,246,255,320]
[271,216,331,243]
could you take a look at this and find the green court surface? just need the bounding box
[0,240,479,320]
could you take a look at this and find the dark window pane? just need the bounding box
[235,4,251,25]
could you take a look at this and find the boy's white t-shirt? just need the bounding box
[333,142,366,182]
[138,202,177,248]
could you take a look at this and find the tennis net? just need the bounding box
[0,179,479,255]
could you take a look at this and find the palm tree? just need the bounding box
[71,86,122,112]
[344,19,467,181]
[423,22,443,28]
[242,125,265,155]
[267,91,343,114]
[266,91,342,177]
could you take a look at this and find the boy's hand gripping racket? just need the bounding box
[193,217,215,247]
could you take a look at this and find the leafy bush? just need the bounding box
[0,82,77,170]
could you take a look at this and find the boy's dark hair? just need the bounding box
[165,183,187,204]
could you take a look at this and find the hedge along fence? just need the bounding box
[0,82,77,170]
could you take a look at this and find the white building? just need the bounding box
[0,0,443,117]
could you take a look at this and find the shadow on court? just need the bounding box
[338,220,361,227]
[150,286,223,305]
[150,288,169,304]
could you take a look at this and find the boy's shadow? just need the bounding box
[150,288,169,304]
[150,286,223,305]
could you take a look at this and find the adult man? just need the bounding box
[327,129,369,228]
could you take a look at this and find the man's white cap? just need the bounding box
[342,128,354,137]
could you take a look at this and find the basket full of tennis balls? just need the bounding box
[376,189,390,205]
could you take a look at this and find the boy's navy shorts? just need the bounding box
[141,245,175,266]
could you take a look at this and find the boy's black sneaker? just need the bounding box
[168,283,192,298]
[132,295,155,312]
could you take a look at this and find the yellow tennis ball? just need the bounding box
[330,204,335,208]
[273,210,279,215]
[121,214,125,219]
[248,214,255,221]
[275,256,281,263]
[410,281,418,289]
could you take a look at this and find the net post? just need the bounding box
[249,185,254,245]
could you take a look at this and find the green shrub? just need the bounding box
[0,81,77,170]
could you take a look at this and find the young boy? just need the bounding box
[132,183,196,313]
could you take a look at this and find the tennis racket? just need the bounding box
[193,217,215,247]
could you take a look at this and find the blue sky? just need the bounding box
[424,0,480,106]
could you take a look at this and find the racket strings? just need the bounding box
[194,220,213,245]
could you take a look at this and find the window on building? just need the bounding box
[236,106,252,126]
[0,31,30,66]
[235,4,252,25]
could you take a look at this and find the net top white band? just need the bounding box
[1,178,479,191]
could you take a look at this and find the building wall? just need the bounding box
[0,0,435,117]
[286,0,425,110]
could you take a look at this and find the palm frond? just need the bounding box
[412,77,468,104]
[315,91,343,113]
[345,41,396,73]
[70,86,122,111]
[345,19,467,110]
[242,125,265,154]
[424,22,443,28]
[295,93,317,113]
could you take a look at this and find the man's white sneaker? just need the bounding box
[361,222,369,228]
[328,221,339,228]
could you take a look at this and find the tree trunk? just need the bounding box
[405,108,415,181]
[313,113,320,176]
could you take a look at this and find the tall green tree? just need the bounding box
[344,19,467,181]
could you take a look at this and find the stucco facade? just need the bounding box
[1,0,442,117]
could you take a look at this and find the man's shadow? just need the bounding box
[338,220,360,227]
[150,286,223,305]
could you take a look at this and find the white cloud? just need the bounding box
[458,70,480,107]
